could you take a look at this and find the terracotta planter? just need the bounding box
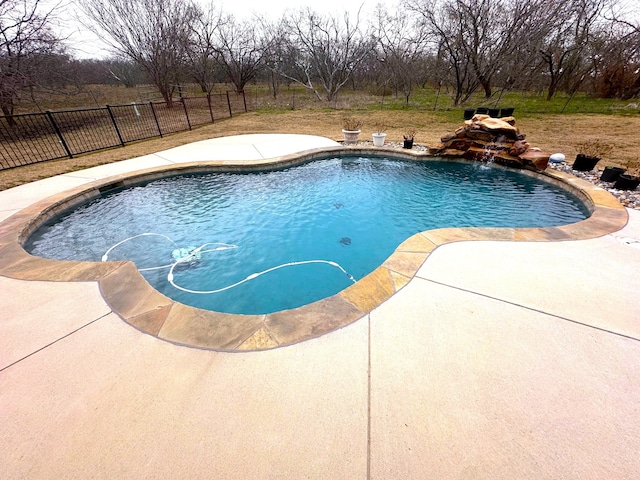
[342,129,360,145]
[613,174,640,190]
[600,166,626,182]
[572,154,601,172]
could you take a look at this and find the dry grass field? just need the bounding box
[2,103,640,191]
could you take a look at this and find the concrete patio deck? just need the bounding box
[1,134,639,479]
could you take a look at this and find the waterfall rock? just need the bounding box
[519,151,550,171]
[431,115,548,172]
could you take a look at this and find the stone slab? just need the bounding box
[158,303,264,350]
[265,294,365,346]
[339,266,396,313]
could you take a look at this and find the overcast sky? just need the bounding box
[59,0,639,59]
[61,0,388,59]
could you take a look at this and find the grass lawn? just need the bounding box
[2,85,639,191]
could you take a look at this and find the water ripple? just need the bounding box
[26,157,589,314]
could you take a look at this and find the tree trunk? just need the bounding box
[1,103,16,127]
[481,80,492,98]
[270,71,278,99]
[546,78,559,100]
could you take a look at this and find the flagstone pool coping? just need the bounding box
[0,145,627,351]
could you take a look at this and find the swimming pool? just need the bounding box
[25,155,589,315]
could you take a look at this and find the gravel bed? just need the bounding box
[348,140,429,152]
[548,161,640,211]
[350,140,639,211]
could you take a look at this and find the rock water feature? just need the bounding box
[430,114,550,172]
[430,114,639,208]
[346,115,638,209]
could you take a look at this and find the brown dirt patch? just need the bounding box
[2,110,639,191]
[517,114,640,170]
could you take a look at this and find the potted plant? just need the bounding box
[572,139,613,172]
[600,165,626,182]
[342,116,363,145]
[613,159,640,190]
[403,128,417,149]
[372,124,387,147]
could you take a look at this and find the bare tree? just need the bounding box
[538,0,610,100]
[258,20,289,99]
[260,18,313,99]
[590,1,640,99]
[274,8,375,102]
[186,1,224,94]
[78,0,199,106]
[0,0,62,120]
[406,0,477,105]
[105,58,148,88]
[208,14,268,92]
[459,0,544,98]
[374,6,429,104]
[407,0,548,104]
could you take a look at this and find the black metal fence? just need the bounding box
[0,91,247,170]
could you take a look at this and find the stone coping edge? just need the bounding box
[0,147,628,352]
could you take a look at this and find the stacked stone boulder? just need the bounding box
[430,115,550,171]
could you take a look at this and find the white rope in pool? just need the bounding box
[101,233,357,295]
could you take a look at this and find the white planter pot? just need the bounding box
[372,133,386,147]
[342,129,361,145]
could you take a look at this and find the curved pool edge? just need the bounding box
[0,146,628,352]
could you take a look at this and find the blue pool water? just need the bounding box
[26,157,589,314]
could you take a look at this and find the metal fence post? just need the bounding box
[106,105,125,147]
[1,93,251,172]
[226,91,232,118]
[45,111,73,158]
[206,94,215,123]
[149,102,163,137]
[181,98,192,130]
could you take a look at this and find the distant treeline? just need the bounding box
[2,0,639,119]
